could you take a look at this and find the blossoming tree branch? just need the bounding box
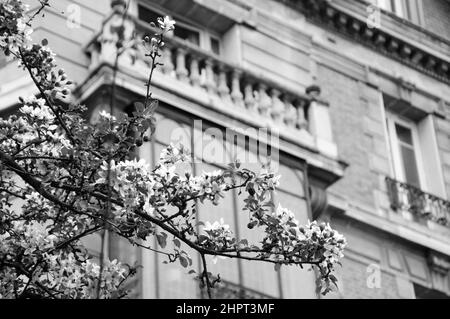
[0,0,346,299]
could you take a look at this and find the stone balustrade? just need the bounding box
[86,12,337,158]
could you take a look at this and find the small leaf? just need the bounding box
[134,101,144,113]
[188,269,196,274]
[274,263,281,272]
[179,256,188,268]
[156,232,167,248]
[239,239,248,247]
[173,238,181,248]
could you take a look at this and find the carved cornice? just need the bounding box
[282,0,450,84]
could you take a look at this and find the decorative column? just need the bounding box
[161,47,174,75]
[189,55,201,87]
[257,83,271,117]
[175,48,189,83]
[111,0,127,13]
[230,69,244,108]
[217,65,230,100]
[204,59,217,94]
[244,80,256,111]
[282,96,297,128]
[270,89,284,124]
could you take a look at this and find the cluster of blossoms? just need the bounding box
[0,0,32,55]
[19,44,72,99]
[0,95,71,157]
[199,218,234,250]
[189,170,227,205]
[141,15,175,60]
[157,16,176,33]
[40,254,127,299]
[0,188,130,299]
[19,96,55,123]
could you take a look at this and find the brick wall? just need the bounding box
[337,257,400,299]
[422,0,450,41]
[317,65,382,209]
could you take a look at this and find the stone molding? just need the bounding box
[281,0,450,84]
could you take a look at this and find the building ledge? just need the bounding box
[327,191,450,257]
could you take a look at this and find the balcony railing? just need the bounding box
[136,20,309,127]
[386,177,450,227]
[85,9,338,158]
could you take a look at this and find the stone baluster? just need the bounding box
[161,47,174,75]
[257,83,271,116]
[175,48,189,82]
[244,80,256,111]
[295,100,308,130]
[270,89,284,124]
[217,65,230,99]
[204,59,217,94]
[189,55,201,88]
[282,96,297,128]
[230,70,244,108]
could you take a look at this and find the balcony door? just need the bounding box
[386,114,425,190]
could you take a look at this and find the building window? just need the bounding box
[386,113,425,189]
[384,109,450,225]
[374,0,423,25]
[137,3,221,55]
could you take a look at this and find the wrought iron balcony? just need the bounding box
[386,177,450,227]
[85,9,338,158]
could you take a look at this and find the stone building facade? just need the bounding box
[1,0,450,298]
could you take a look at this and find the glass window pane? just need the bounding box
[174,25,200,46]
[400,145,420,187]
[395,124,413,145]
[137,5,161,24]
[210,37,220,55]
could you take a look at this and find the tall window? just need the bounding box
[386,113,425,189]
[137,3,221,55]
[374,0,423,25]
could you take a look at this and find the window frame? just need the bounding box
[386,112,427,190]
[136,1,222,55]
[374,0,424,26]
